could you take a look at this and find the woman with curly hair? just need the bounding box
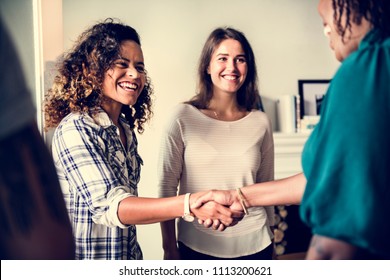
[194,0,390,260]
[44,18,241,260]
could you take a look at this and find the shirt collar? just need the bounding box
[92,107,132,134]
[92,107,114,128]
[359,28,387,49]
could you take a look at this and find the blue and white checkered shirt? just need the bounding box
[52,108,143,259]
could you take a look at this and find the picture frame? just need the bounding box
[298,79,331,118]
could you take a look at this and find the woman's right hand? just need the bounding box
[191,189,243,211]
[190,190,244,230]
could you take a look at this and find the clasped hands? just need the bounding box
[189,189,246,231]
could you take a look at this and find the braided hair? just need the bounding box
[332,0,390,40]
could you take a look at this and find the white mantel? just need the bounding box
[273,132,311,179]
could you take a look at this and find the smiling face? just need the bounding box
[102,40,146,108]
[207,38,247,96]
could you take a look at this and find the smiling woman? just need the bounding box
[158,27,275,260]
[43,18,242,260]
[44,19,153,134]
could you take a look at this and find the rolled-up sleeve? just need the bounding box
[53,116,134,228]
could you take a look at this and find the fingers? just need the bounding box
[231,209,245,219]
[213,202,233,219]
[199,218,226,231]
[217,223,226,231]
[212,219,220,230]
[191,191,214,209]
[191,200,245,230]
[213,203,245,226]
[203,219,213,228]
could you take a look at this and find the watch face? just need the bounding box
[183,214,195,222]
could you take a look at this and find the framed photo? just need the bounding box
[298,79,331,118]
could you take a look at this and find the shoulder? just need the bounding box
[330,35,388,103]
[250,109,270,119]
[54,112,101,141]
[57,112,93,129]
[165,103,199,123]
[161,104,202,136]
[248,110,273,129]
[171,103,196,116]
[336,32,389,82]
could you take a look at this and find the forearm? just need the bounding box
[117,195,186,225]
[242,173,306,207]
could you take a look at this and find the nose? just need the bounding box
[126,66,140,78]
[226,58,237,70]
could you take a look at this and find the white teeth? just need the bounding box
[224,75,237,80]
[119,81,138,90]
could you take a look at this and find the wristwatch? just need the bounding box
[182,193,195,222]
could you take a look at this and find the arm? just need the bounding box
[117,192,241,225]
[192,173,306,210]
[157,109,186,258]
[257,122,276,229]
[306,235,359,260]
[160,221,179,260]
[160,220,180,259]
[53,120,239,227]
[241,172,305,207]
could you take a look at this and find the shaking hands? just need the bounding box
[190,189,247,231]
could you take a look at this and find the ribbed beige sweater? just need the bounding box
[158,104,275,258]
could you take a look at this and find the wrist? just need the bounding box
[182,193,195,222]
[236,187,248,215]
[238,186,253,207]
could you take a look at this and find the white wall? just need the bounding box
[0,0,35,104]
[60,0,340,260]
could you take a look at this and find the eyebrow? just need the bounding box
[117,56,145,66]
[216,53,246,57]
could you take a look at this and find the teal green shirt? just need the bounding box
[300,29,390,258]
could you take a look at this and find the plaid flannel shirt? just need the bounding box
[52,108,143,259]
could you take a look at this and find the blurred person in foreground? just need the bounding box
[0,17,75,259]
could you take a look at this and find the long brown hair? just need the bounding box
[186,27,263,111]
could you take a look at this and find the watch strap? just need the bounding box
[182,193,194,222]
[183,193,191,216]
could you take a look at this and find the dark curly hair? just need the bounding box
[186,27,263,112]
[44,18,153,133]
[332,0,390,41]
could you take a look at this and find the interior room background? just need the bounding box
[1,0,339,259]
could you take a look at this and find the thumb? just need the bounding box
[191,191,214,209]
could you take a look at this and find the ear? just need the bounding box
[207,66,210,74]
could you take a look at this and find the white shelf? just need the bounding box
[273,132,310,179]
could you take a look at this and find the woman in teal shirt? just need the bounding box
[193,0,390,259]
